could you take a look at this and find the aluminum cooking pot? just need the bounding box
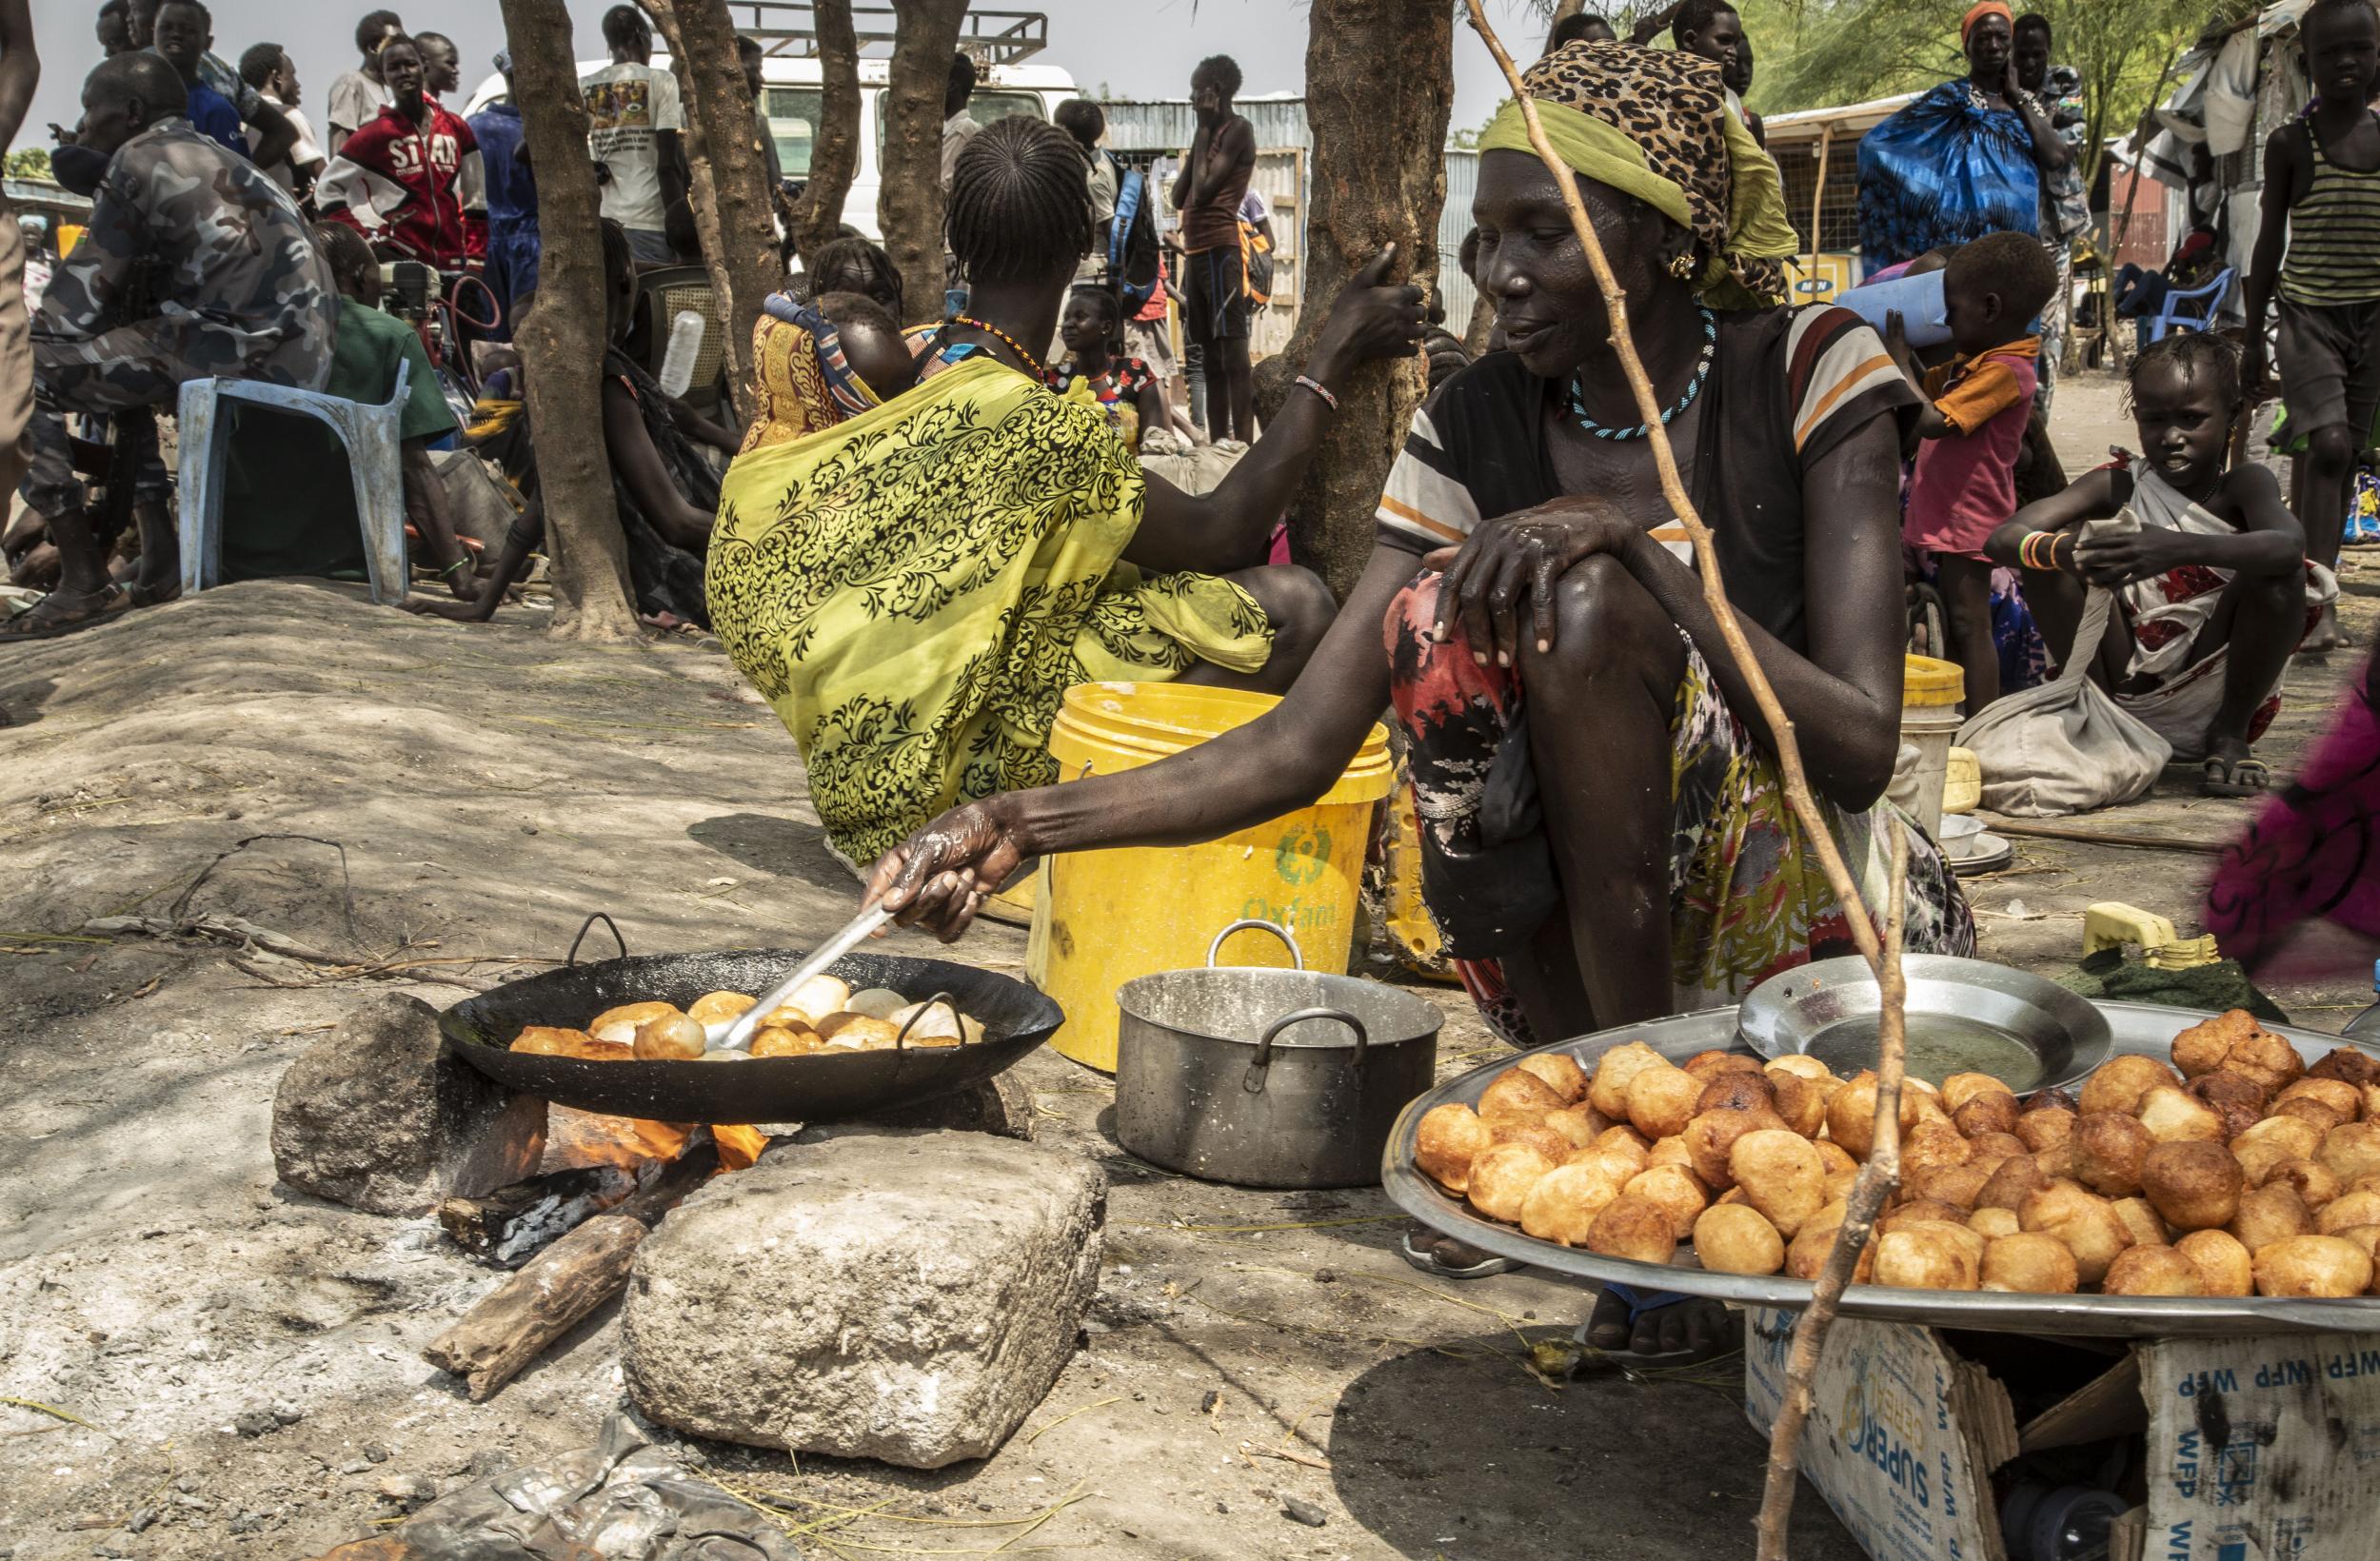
[1113,919,1442,1189]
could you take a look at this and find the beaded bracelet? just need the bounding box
[1294,374,1339,412]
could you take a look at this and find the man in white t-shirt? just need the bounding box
[939,52,981,191]
[239,43,326,199]
[326,9,401,158]
[581,3,689,266]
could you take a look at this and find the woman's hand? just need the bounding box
[1309,246,1428,383]
[1422,495,1643,667]
[2074,525,2190,587]
[863,800,1028,943]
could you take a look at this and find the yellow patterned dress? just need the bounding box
[706,355,1273,866]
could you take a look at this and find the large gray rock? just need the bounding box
[270,992,546,1215]
[622,1130,1105,1468]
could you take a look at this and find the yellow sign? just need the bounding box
[1786,252,1855,306]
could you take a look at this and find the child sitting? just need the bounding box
[1045,283,1169,452]
[739,289,918,456]
[1888,230,2062,714]
[1987,332,2333,795]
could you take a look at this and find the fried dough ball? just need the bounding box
[2172,1009,2256,1078]
[1466,1142,1557,1224]
[1760,1071,1826,1138]
[1968,1131,2031,1166]
[2309,1046,2380,1089]
[819,1015,902,1050]
[1627,1065,1707,1141]
[1766,1056,1840,1106]
[632,1012,709,1061]
[2229,1182,2313,1253]
[1939,1073,2014,1115]
[1516,1053,1589,1105]
[1910,1161,1996,1212]
[1481,1067,1566,1118]
[1584,1193,1680,1265]
[2277,1077,2361,1120]
[2134,1085,2227,1145]
[2272,1097,2352,1134]
[2103,1246,2206,1296]
[2321,1121,2380,1185]
[1952,1092,2022,1139]
[842,987,910,1019]
[1881,1198,1973,1232]
[2253,1235,2375,1298]
[2142,1140,2245,1232]
[1874,1225,1982,1291]
[1816,1141,1859,1203]
[1539,1106,1606,1151]
[1624,1164,1711,1241]
[509,1025,630,1061]
[780,976,853,1026]
[2033,1140,2078,1183]
[1588,1041,1669,1120]
[1646,1134,1694,1173]
[1981,1233,2079,1294]
[2111,1197,2172,1249]
[1518,1161,1626,1246]
[2331,1226,2380,1272]
[2316,1189,2380,1236]
[1827,1072,1885,1159]
[2072,1112,2154,1197]
[748,1024,825,1058]
[2015,1107,2078,1153]
[2225,1029,2305,1093]
[1783,1200,1877,1282]
[1694,1072,1776,1117]
[2363,1084,2380,1123]
[2027,1086,2080,1112]
[2079,1055,2183,1118]
[1593,1125,1653,1169]
[2174,1230,2254,1296]
[686,991,757,1024]
[2236,1114,2323,1157]
[1683,1049,1765,1078]
[1969,1206,2022,1240]
[1903,1122,1975,1180]
[588,1001,682,1046]
[1684,1105,1788,1189]
[886,999,966,1045]
[2258,1157,2342,1214]
[1730,1129,1826,1238]
[1975,1153,2049,1213]
[1416,1104,1495,1194]
[2184,1072,2270,1140]
[2019,1180,2135,1285]
[1693,1204,1786,1274]
[1483,1114,1575,1163]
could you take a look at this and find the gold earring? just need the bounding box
[1668,251,1698,281]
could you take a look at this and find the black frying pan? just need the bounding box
[442,931,1062,1124]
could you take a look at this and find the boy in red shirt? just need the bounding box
[1888,231,2061,712]
[317,33,484,270]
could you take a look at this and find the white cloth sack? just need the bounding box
[1954,516,2172,816]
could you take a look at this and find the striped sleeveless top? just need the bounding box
[2281,116,2380,306]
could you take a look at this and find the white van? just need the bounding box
[464,56,1080,243]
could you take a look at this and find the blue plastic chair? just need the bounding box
[2141,267,2234,348]
[176,358,413,603]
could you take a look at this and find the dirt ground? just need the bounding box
[0,369,2369,1561]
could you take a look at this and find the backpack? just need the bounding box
[1107,154,1161,316]
[1240,219,1274,307]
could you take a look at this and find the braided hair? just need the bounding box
[944,116,1096,288]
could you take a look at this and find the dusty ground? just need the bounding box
[0,370,2367,1561]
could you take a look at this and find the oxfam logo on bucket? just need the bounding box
[1275,825,1331,884]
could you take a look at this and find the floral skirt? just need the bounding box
[1385,577,1975,1046]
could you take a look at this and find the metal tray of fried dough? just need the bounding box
[1383,1000,2380,1337]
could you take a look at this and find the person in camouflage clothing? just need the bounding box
[5,50,335,640]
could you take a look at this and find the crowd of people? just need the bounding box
[3,0,2380,1360]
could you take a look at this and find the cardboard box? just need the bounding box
[1746,1311,2380,1561]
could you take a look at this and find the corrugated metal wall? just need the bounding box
[1099,97,1315,154]
[1440,150,1478,330]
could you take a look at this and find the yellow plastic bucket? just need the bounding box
[1900,654,1966,838]
[1027,682,1393,1073]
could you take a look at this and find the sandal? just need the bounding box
[0,583,131,642]
[2202,753,2271,798]
[1578,1284,1739,1367]
[1399,1227,1521,1280]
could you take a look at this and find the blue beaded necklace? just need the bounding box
[1567,305,1716,441]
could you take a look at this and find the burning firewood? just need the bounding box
[437,1162,649,1267]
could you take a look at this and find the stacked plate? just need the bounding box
[1936,812,2013,877]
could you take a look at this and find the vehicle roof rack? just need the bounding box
[731,4,1049,66]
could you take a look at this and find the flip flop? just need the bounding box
[2202,753,2271,798]
[0,583,131,642]
[1399,1228,1521,1280]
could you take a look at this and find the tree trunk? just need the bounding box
[1629,1,1687,46]
[1463,289,1496,355]
[792,0,863,261]
[1253,0,1454,600]
[879,0,970,327]
[642,0,783,427]
[498,0,640,641]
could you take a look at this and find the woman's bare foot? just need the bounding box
[401,592,499,623]
[2303,602,2349,654]
[1583,1288,1736,1362]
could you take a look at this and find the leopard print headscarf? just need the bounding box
[1479,42,1796,307]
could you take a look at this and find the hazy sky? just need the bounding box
[21,0,1553,145]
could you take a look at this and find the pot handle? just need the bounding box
[891,991,962,1051]
[1207,919,1305,972]
[1242,1007,1368,1096]
[566,912,628,968]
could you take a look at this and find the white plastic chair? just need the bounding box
[176,357,413,603]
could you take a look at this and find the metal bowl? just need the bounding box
[1384,1001,2380,1337]
[1736,953,2113,1094]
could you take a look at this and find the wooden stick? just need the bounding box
[1460,3,1881,968]
[438,1162,645,1268]
[1805,127,1833,301]
[1988,819,2227,857]
[1755,832,1909,1559]
[1455,13,1911,1555]
[423,1137,719,1400]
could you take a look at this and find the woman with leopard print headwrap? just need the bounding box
[865,41,1975,1359]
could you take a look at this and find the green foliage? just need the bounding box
[4,148,50,180]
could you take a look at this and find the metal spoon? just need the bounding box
[709,905,893,1052]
